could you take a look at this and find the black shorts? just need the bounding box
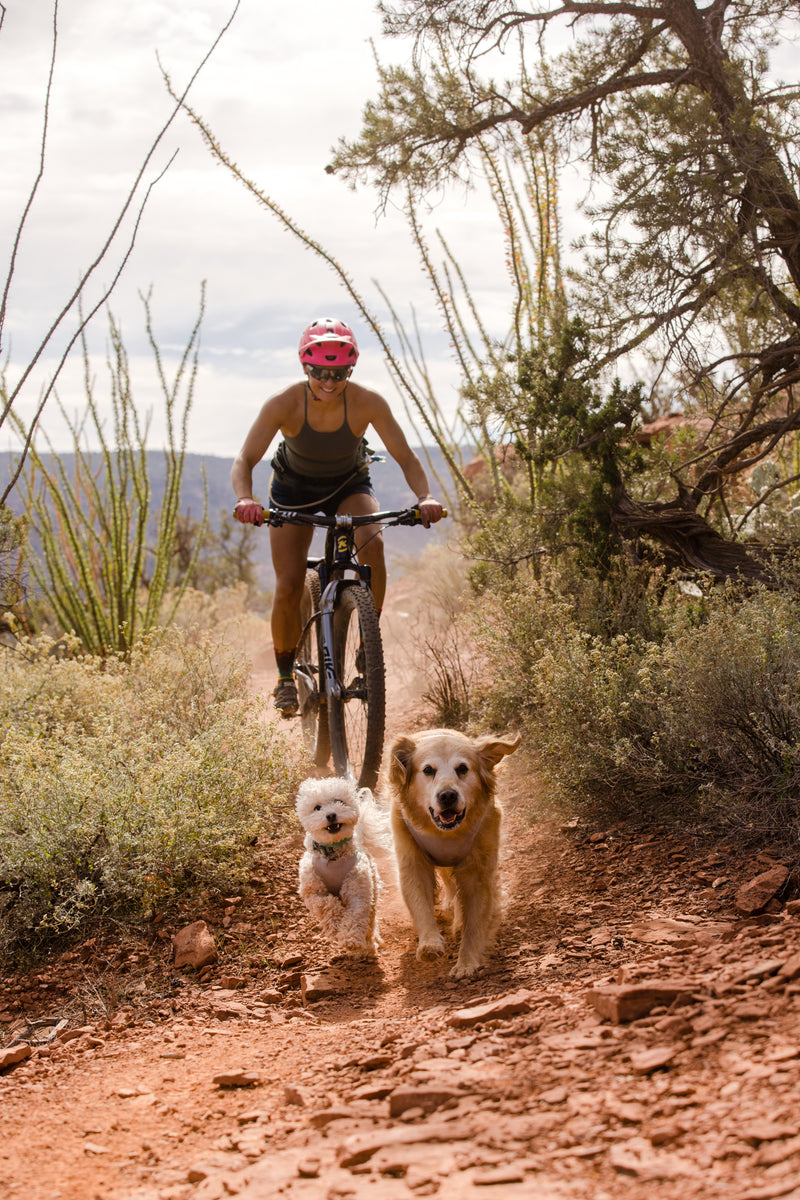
[268,467,376,517]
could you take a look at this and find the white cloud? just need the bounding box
[0,0,546,462]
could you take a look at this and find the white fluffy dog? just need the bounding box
[295,776,393,958]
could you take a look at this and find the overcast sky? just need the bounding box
[1,0,524,462]
[4,2,799,472]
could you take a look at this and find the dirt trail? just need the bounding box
[3,579,800,1200]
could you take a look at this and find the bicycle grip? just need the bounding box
[232,503,271,525]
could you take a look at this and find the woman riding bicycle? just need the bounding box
[232,316,444,716]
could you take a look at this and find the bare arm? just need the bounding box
[231,388,295,510]
[368,393,444,525]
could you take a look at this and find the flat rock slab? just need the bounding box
[210,999,249,1020]
[212,1069,261,1088]
[628,918,735,944]
[338,1120,477,1168]
[447,989,534,1028]
[735,864,789,914]
[301,968,354,1004]
[588,979,699,1023]
[309,1106,371,1129]
[389,1084,464,1117]
[0,1043,32,1072]
[629,1045,682,1074]
[778,953,800,981]
[173,920,217,970]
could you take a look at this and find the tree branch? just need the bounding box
[1,1,240,492]
[0,0,59,357]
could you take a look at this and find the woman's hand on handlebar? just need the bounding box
[417,496,444,528]
[234,499,265,526]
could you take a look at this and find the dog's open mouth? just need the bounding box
[430,807,466,831]
[325,821,344,834]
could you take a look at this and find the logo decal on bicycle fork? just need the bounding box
[319,602,342,699]
[322,640,339,697]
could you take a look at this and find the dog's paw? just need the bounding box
[450,957,483,979]
[339,939,373,957]
[416,936,446,961]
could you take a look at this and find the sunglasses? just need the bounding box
[306,365,351,383]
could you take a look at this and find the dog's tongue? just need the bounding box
[439,811,459,826]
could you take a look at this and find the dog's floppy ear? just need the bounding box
[475,732,521,770]
[389,735,416,789]
[295,777,314,813]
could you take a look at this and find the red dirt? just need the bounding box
[3,576,800,1200]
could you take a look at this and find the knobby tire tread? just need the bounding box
[296,570,330,768]
[328,584,385,790]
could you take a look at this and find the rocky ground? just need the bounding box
[3,581,800,1200]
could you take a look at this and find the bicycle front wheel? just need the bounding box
[295,571,331,769]
[328,584,385,790]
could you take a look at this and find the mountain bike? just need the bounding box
[259,506,442,790]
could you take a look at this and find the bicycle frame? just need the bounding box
[262,507,424,704]
[312,516,371,704]
[256,504,445,786]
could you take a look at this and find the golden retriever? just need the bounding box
[388,728,520,978]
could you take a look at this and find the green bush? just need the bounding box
[0,626,301,956]
[0,505,27,636]
[473,571,800,840]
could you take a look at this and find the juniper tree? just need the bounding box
[331,0,800,574]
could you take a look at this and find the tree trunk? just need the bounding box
[610,486,773,583]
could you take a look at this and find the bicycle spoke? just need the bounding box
[328,585,385,790]
[256,508,436,786]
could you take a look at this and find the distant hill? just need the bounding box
[2,445,459,589]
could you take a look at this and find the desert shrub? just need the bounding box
[475,571,800,839]
[651,590,800,834]
[22,295,206,659]
[423,631,473,729]
[469,566,596,723]
[0,626,302,956]
[467,507,670,641]
[0,505,28,639]
[416,548,476,728]
[169,582,268,644]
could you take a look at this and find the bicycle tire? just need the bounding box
[295,571,331,768]
[327,584,385,790]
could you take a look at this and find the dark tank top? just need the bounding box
[281,388,365,478]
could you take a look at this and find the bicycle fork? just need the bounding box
[318,580,369,702]
[292,582,349,709]
[319,585,340,702]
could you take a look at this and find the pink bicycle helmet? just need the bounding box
[298,317,359,368]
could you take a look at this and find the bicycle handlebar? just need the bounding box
[235,505,447,528]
